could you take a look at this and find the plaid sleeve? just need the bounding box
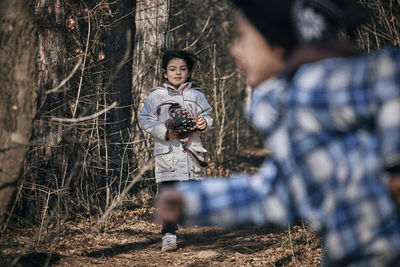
[292,48,400,172]
[177,160,294,227]
[370,49,400,172]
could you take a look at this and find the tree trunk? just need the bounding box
[0,0,37,220]
[103,0,135,198]
[34,0,66,149]
[132,0,170,168]
[105,1,135,132]
[36,0,66,105]
[16,0,67,224]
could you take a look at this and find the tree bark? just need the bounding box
[105,1,135,132]
[132,0,170,167]
[103,0,135,198]
[34,0,66,147]
[13,0,67,224]
[0,0,37,220]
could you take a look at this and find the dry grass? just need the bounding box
[1,3,399,265]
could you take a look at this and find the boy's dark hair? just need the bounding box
[232,0,370,53]
[161,50,198,72]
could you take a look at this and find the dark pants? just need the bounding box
[159,181,179,235]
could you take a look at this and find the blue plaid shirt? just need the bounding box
[177,48,400,266]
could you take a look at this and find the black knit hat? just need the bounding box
[231,0,370,53]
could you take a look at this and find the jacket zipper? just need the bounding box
[180,90,191,180]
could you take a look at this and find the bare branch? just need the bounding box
[45,56,83,95]
[51,102,118,123]
[96,158,155,230]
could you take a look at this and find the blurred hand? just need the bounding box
[196,117,207,131]
[155,188,184,225]
[389,174,400,205]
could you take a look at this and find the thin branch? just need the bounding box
[45,56,83,95]
[51,102,117,123]
[96,158,155,230]
[73,15,91,118]
[187,16,210,49]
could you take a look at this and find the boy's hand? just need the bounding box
[389,175,400,205]
[155,188,184,225]
[196,117,207,131]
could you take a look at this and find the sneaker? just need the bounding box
[162,233,177,251]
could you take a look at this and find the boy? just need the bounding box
[155,0,400,265]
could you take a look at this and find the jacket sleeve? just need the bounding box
[196,91,213,131]
[177,160,294,227]
[139,94,168,141]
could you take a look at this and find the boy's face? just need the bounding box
[163,58,189,88]
[230,13,285,87]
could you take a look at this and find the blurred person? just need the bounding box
[139,50,213,251]
[155,0,400,265]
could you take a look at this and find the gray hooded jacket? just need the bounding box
[139,82,213,183]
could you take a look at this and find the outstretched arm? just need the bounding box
[155,161,294,228]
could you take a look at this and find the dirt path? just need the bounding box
[2,151,322,266]
[2,208,322,267]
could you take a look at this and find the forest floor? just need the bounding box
[1,149,323,266]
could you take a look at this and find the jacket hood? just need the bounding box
[146,82,192,94]
[147,82,207,95]
[163,82,192,92]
